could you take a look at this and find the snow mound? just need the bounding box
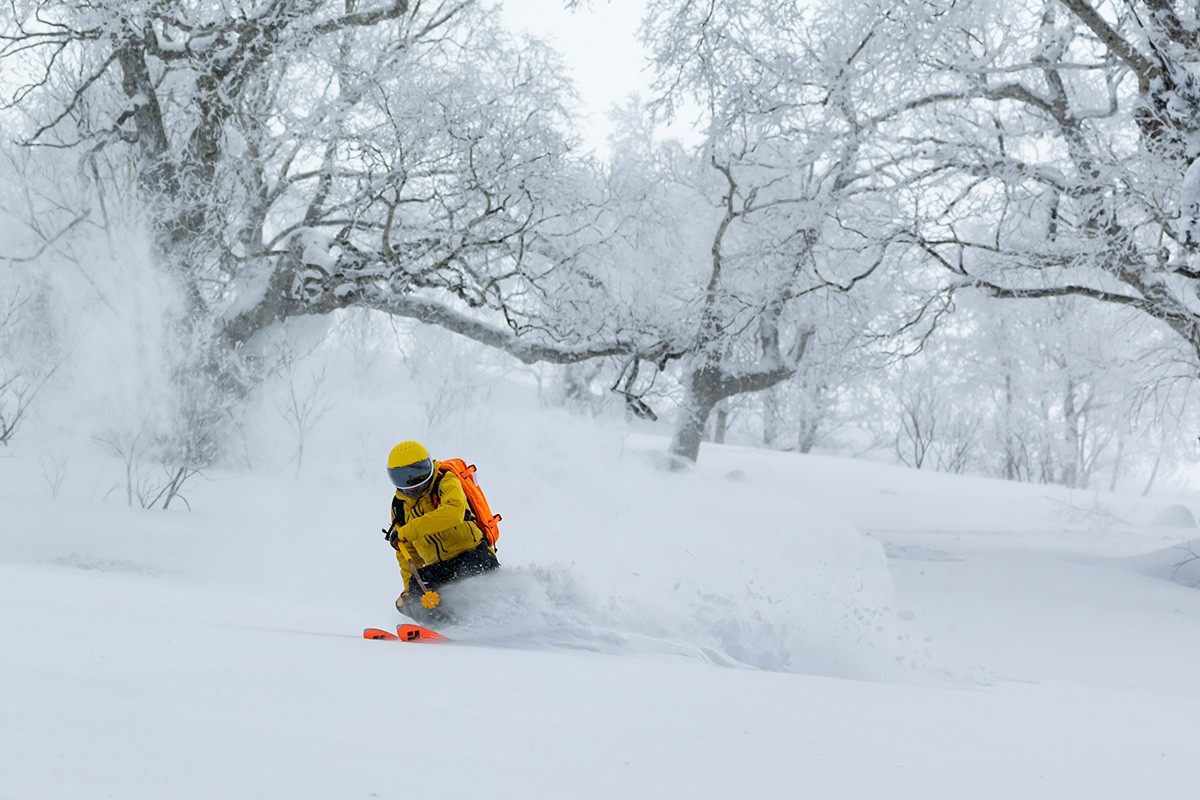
[1153,504,1197,529]
[1123,539,1200,588]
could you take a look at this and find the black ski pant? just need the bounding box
[408,541,499,594]
[400,541,499,622]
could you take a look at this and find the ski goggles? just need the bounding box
[389,458,434,495]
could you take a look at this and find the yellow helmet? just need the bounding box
[387,440,434,496]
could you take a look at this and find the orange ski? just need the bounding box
[363,627,400,640]
[396,623,449,642]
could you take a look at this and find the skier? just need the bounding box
[385,440,499,620]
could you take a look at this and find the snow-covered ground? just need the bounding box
[4,378,1200,798]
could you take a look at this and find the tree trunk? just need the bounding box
[795,377,826,454]
[669,366,723,466]
[763,386,779,448]
[712,402,729,444]
[1108,431,1125,492]
[1062,376,1080,487]
[1002,371,1019,481]
[797,416,818,454]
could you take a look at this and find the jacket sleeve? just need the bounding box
[394,549,413,586]
[390,501,415,585]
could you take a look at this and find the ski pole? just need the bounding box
[396,541,441,610]
[385,526,441,610]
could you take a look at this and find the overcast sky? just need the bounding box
[499,1,655,154]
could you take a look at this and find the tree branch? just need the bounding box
[1059,0,1157,89]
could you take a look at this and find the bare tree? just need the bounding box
[277,364,335,474]
[895,382,940,469]
[642,0,911,464]
[0,1,676,436]
[871,0,1200,379]
[0,287,58,445]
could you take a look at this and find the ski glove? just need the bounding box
[383,526,402,551]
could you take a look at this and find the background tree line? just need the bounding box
[2,0,1198,493]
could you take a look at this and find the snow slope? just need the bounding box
[4,398,1200,798]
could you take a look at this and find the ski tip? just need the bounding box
[397,623,449,643]
[364,627,400,640]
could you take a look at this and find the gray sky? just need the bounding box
[500,1,653,154]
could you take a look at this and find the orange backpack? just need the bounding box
[432,458,501,547]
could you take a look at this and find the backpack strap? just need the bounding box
[428,467,477,522]
[429,467,444,510]
[391,493,405,527]
[393,465,443,524]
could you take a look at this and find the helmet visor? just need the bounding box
[389,458,434,495]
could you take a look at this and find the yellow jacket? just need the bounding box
[389,466,490,586]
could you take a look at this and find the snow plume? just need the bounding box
[415,406,923,682]
[23,228,199,504]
